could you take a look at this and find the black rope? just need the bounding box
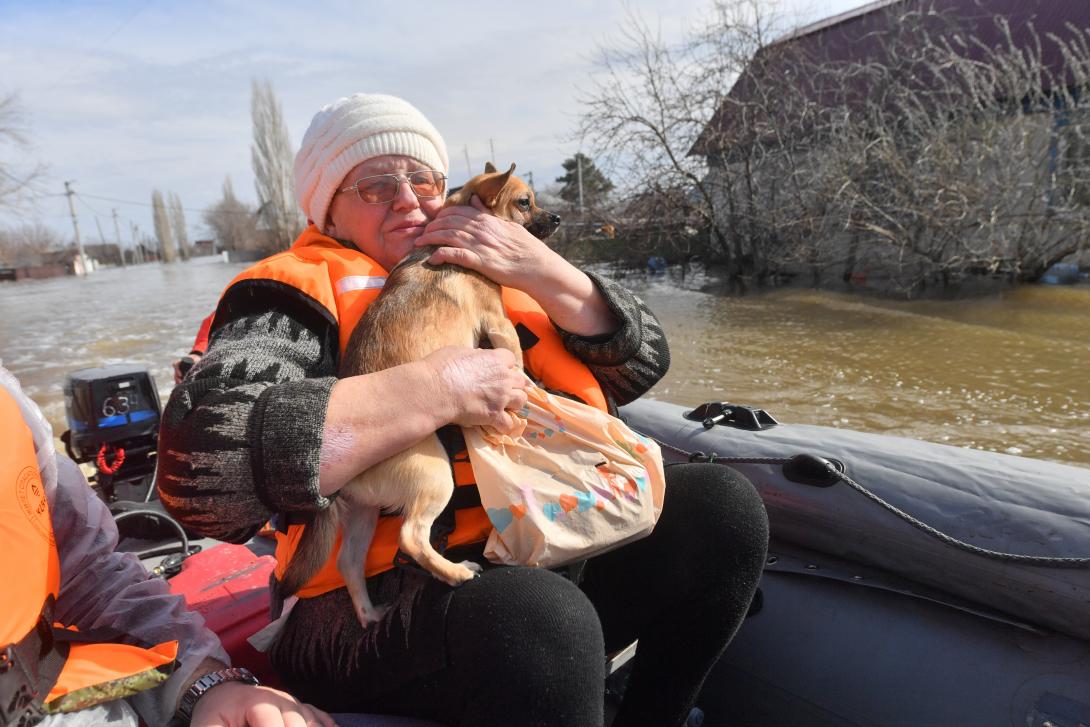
[646,435,1090,569]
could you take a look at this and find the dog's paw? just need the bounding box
[356,603,390,629]
[456,560,483,581]
[446,562,486,584]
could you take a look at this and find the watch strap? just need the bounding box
[177,666,259,723]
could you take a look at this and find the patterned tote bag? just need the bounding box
[464,379,666,568]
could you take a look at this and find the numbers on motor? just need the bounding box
[102,395,130,418]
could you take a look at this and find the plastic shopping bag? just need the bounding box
[464,380,665,568]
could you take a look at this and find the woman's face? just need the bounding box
[325,154,446,271]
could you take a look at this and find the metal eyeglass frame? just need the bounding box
[339,170,448,205]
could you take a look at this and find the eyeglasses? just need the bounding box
[339,170,447,204]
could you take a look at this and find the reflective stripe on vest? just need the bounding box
[44,641,178,714]
[0,386,178,720]
[222,225,608,597]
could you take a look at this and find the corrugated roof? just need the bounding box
[692,0,1090,156]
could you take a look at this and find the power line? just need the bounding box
[71,195,139,232]
[77,191,158,208]
[0,167,35,185]
[74,193,139,234]
[69,192,140,228]
[78,191,258,216]
[76,193,106,217]
[96,0,153,48]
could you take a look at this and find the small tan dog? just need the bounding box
[278,163,561,626]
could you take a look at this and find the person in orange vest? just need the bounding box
[0,364,335,727]
[172,313,214,384]
[157,94,768,727]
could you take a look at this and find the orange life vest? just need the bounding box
[0,386,178,722]
[219,225,608,597]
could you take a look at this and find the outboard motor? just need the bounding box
[62,363,195,569]
[62,363,161,502]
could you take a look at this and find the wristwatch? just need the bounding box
[176,666,260,723]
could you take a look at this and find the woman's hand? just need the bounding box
[424,346,528,434]
[173,353,202,384]
[320,348,528,494]
[189,681,336,727]
[416,197,619,336]
[416,195,551,292]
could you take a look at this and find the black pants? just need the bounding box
[270,463,768,727]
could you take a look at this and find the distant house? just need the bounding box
[692,0,1090,159]
[83,242,123,266]
[0,264,67,281]
[1,248,81,280]
[690,0,1090,289]
[191,239,216,256]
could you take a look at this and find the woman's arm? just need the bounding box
[157,295,339,541]
[417,202,670,405]
[555,271,671,407]
[158,288,529,535]
[318,345,527,495]
[418,197,619,336]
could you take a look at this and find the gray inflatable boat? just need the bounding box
[620,397,1090,727]
[139,395,1090,726]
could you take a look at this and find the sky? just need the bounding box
[0,0,869,247]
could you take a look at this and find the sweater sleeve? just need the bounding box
[554,270,671,406]
[157,291,339,542]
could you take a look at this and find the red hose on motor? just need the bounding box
[96,443,126,474]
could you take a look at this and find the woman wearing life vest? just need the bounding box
[157,93,769,727]
[0,364,334,727]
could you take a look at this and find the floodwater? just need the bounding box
[1,258,1088,468]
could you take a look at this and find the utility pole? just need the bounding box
[94,217,107,267]
[463,145,473,180]
[527,171,534,191]
[576,153,585,214]
[489,138,496,165]
[112,209,126,267]
[130,222,143,264]
[64,181,88,275]
[135,224,146,263]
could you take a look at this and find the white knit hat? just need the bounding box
[293,93,449,228]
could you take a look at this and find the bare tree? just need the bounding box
[802,11,1090,291]
[578,0,1090,294]
[576,1,792,280]
[0,93,45,210]
[203,176,259,251]
[251,79,303,250]
[0,222,62,266]
[168,192,190,260]
[151,189,177,263]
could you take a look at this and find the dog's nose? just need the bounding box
[549,213,561,226]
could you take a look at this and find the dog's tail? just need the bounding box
[276,505,339,600]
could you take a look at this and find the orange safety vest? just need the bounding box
[219,225,608,597]
[0,386,178,723]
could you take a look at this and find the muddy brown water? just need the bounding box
[1,258,1087,468]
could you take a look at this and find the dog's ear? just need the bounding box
[484,162,498,173]
[445,185,469,207]
[475,163,516,208]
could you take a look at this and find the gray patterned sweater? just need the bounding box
[157,271,670,542]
